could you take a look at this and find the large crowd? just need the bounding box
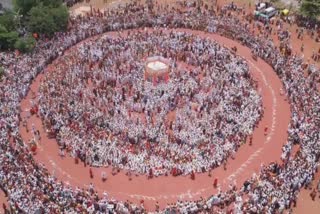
[0,0,319,213]
[36,30,262,176]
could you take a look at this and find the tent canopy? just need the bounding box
[282,9,289,16]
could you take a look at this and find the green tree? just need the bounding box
[0,11,17,32]
[300,0,320,19]
[14,34,36,52]
[0,24,8,33]
[27,4,57,36]
[14,0,38,15]
[27,3,69,36]
[40,0,63,7]
[50,5,69,31]
[14,0,64,15]
[1,0,68,51]
[0,31,19,50]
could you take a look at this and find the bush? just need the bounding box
[14,35,36,53]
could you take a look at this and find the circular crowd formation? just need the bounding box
[0,1,319,213]
[38,30,262,176]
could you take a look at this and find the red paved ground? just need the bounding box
[18,29,291,211]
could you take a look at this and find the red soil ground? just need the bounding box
[1,1,319,212]
[17,29,291,212]
[0,192,7,214]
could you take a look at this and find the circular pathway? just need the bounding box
[19,29,291,211]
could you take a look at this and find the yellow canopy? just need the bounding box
[282,9,289,16]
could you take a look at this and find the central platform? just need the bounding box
[145,56,170,85]
[147,61,168,71]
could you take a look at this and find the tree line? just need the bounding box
[0,0,69,53]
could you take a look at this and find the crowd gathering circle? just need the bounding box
[0,0,319,213]
[37,30,262,176]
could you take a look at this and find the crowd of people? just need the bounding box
[36,30,262,176]
[0,0,319,213]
